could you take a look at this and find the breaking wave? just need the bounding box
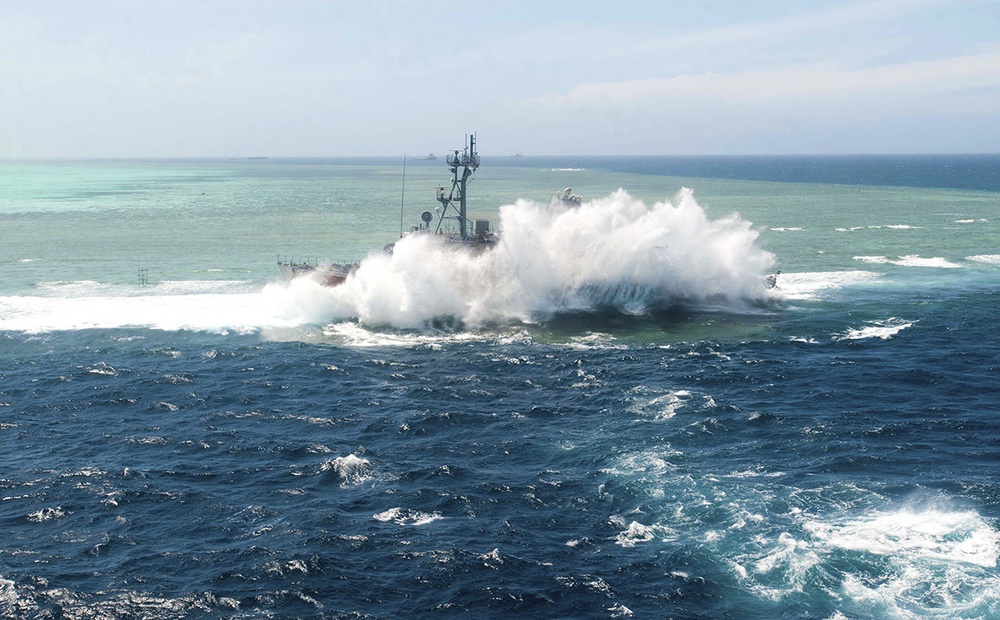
[284,188,777,328]
[320,454,378,487]
[967,254,1000,265]
[776,270,883,301]
[854,255,963,269]
[0,190,777,333]
[838,318,914,341]
[605,445,1000,618]
[0,282,282,334]
[372,507,443,526]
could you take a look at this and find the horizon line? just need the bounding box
[4,152,1000,161]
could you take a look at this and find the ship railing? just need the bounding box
[277,255,357,267]
[446,152,480,168]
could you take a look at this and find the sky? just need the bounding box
[2,0,999,157]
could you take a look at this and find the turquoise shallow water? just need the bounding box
[1,155,999,618]
[4,156,997,290]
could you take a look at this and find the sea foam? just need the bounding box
[805,507,1000,617]
[838,318,914,341]
[287,188,777,328]
[320,454,376,487]
[967,254,1000,265]
[372,507,443,526]
[776,270,882,301]
[854,255,962,268]
[0,190,776,333]
[0,287,284,334]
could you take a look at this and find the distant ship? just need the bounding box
[414,153,437,161]
[279,134,496,286]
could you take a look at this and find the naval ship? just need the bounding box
[278,134,496,286]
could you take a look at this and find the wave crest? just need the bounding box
[301,189,776,328]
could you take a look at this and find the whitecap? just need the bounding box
[967,254,1000,265]
[853,255,891,264]
[600,449,681,477]
[802,506,1000,617]
[27,507,64,522]
[87,362,118,376]
[807,508,998,568]
[838,318,914,341]
[853,255,962,269]
[0,288,295,333]
[628,387,691,421]
[838,224,919,231]
[777,270,882,301]
[789,336,820,344]
[608,603,634,617]
[61,467,105,478]
[614,520,656,548]
[372,507,443,526]
[320,454,375,487]
[0,582,242,616]
[320,321,481,348]
[893,255,962,268]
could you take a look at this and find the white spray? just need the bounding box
[0,189,777,333]
[290,188,777,328]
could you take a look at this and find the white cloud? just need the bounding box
[634,0,949,54]
[1,0,997,155]
[527,50,1000,108]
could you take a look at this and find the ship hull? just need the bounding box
[278,261,356,287]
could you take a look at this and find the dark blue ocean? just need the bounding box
[2,155,999,618]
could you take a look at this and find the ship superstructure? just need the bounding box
[278,133,494,286]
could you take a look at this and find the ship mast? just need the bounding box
[436,133,479,239]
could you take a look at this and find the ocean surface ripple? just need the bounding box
[2,155,999,618]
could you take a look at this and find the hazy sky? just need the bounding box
[3,0,999,157]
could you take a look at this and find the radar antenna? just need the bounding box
[435,133,479,239]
